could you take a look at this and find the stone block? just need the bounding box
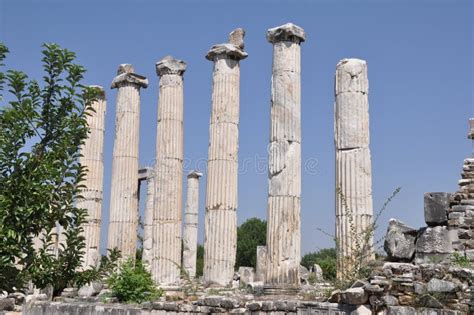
[237,267,254,284]
[424,192,450,226]
[0,297,15,311]
[387,306,416,315]
[427,278,459,293]
[341,287,369,305]
[415,226,458,254]
[384,219,417,261]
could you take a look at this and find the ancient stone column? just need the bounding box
[152,56,187,285]
[255,245,267,282]
[78,85,107,268]
[334,58,374,278]
[139,167,154,269]
[182,170,203,279]
[264,23,305,295]
[107,64,148,259]
[203,29,247,287]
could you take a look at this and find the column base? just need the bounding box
[263,285,300,295]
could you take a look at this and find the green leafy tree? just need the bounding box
[0,42,100,294]
[196,244,204,277]
[107,259,162,303]
[301,248,337,281]
[236,218,266,269]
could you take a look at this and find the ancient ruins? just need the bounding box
[17,22,474,315]
[334,58,374,276]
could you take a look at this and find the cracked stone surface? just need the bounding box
[108,65,147,260]
[264,22,304,294]
[203,29,246,287]
[152,56,187,285]
[334,58,374,278]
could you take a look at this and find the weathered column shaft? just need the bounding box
[255,245,267,282]
[152,56,186,285]
[182,171,203,279]
[142,170,154,270]
[334,58,374,277]
[203,29,247,286]
[264,23,305,294]
[78,86,107,268]
[108,64,148,259]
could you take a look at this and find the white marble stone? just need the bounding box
[78,86,107,269]
[264,23,305,294]
[203,29,247,287]
[107,64,148,260]
[152,56,187,285]
[334,58,374,278]
[182,171,203,279]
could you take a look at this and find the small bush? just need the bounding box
[452,252,471,268]
[107,259,162,303]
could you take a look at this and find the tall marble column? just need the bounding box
[264,23,305,295]
[140,167,154,269]
[152,56,187,285]
[203,29,247,287]
[182,170,203,279]
[334,58,374,278]
[78,85,107,268]
[108,64,148,259]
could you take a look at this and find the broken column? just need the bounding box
[107,64,148,259]
[182,170,203,279]
[139,167,154,269]
[334,58,374,277]
[152,56,187,285]
[264,23,305,294]
[203,28,247,286]
[255,245,267,282]
[78,85,107,269]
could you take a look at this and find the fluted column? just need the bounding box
[334,58,374,278]
[203,28,247,287]
[264,23,305,295]
[152,56,186,285]
[183,170,203,279]
[141,168,154,270]
[108,64,148,260]
[78,85,107,268]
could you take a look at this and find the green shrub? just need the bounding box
[236,218,266,269]
[107,259,162,303]
[301,248,337,281]
[452,252,471,268]
[196,244,204,277]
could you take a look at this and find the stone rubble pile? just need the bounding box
[330,262,472,314]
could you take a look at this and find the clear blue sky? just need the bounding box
[1,0,472,256]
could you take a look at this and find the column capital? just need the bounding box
[206,43,248,61]
[88,85,106,100]
[267,23,306,44]
[187,170,203,178]
[156,56,187,77]
[111,64,148,89]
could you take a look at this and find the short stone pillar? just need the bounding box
[152,56,187,285]
[140,167,154,269]
[203,29,248,287]
[78,85,107,269]
[334,58,374,278]
[255,245,267,282]
[182,170,203,279]
[107,64,148,259]
[264,23,305,295]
